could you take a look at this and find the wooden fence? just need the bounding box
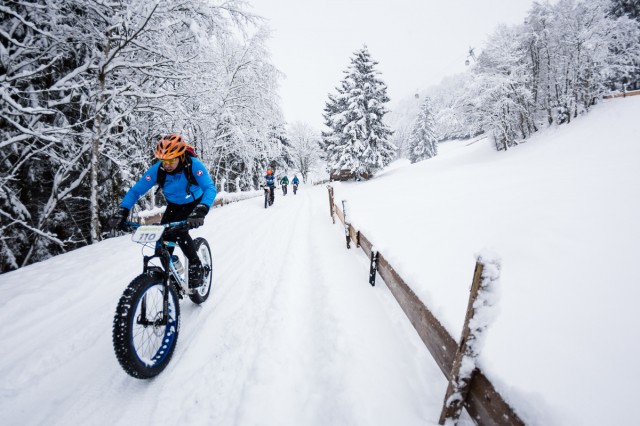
[603,89,640,99]
[328,186,523,426]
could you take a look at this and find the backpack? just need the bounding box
[156,144,199,196]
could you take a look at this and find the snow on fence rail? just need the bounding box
[603,89,640,99]
[327,185,523,426]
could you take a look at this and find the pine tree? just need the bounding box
[408,97,438,163]
[322,45,395,180]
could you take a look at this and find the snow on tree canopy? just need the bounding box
[321,45,396,180]
[408,96,438,163]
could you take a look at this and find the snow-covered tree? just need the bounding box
[204,27,287,192]
[408,97,439,162]
[521,0,640,125]
[608,0,640,90]
[287,122,323,183]
[0,0,283,272]
[322,45,395,180]
[471,24,537,150]
[454,0,640,151]
[386,0,640,154]
[0,0,99,269]
[428,74,480,141]
[320,92,348,169]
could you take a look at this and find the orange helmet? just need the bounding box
[155,134,186,160]
[267,169,273,175]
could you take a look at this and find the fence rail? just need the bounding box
[328,186,523,426]
[603,89,640,99]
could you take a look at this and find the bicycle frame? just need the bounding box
[263,186,274,207]
[127,221,189,326]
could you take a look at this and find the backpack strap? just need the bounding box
[183,156,198,186]
[183,156,197,198]
[155,164,167,196]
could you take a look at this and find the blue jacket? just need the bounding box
[265,174,275,188]
[121,157,217,210]
[292,176,299,184]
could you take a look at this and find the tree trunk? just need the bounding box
[90,39,110,243]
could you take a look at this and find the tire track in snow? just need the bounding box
[233,189,356,425]
[122,191,311,425]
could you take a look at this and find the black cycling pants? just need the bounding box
[161,197,201,263]
[268,186,275,202]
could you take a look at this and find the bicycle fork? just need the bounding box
[136,254,175,327]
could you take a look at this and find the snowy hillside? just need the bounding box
[1,96,639,426]
[331,95,640,425]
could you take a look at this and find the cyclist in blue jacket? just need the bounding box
[109,134,217,288]
[291,175,300,194]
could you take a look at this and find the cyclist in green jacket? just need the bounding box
[280,175,289,196]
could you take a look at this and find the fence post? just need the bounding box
[327,185,335,224]
[368,249,378,286]
[439,253,501,425]
[342,200,351,249]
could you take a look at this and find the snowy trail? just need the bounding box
[0,184,463,426]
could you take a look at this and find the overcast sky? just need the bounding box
[247,0,537,130]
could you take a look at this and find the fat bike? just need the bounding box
[112,221,212,379]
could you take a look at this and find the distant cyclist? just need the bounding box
[292,175,300,195]
[263,169,276,205]
[280,175,289,195]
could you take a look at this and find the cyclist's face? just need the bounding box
[161,157,179,172]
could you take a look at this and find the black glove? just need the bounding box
[108,207,130,231]
[187,204,209,228]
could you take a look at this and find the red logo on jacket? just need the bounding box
[145,175,151,181]
[196,170,203,177]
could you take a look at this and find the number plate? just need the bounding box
[131,225,165,243]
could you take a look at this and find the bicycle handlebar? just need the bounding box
[123,220,189,231]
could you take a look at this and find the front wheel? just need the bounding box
[189,237,212,304]
[113,274,180,379]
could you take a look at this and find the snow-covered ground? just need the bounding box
[1,96,639,425]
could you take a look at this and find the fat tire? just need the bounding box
[112,274,180,379]
[188,237,212,304]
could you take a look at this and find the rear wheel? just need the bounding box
[113,274,180,379]
[189,237,212,304]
